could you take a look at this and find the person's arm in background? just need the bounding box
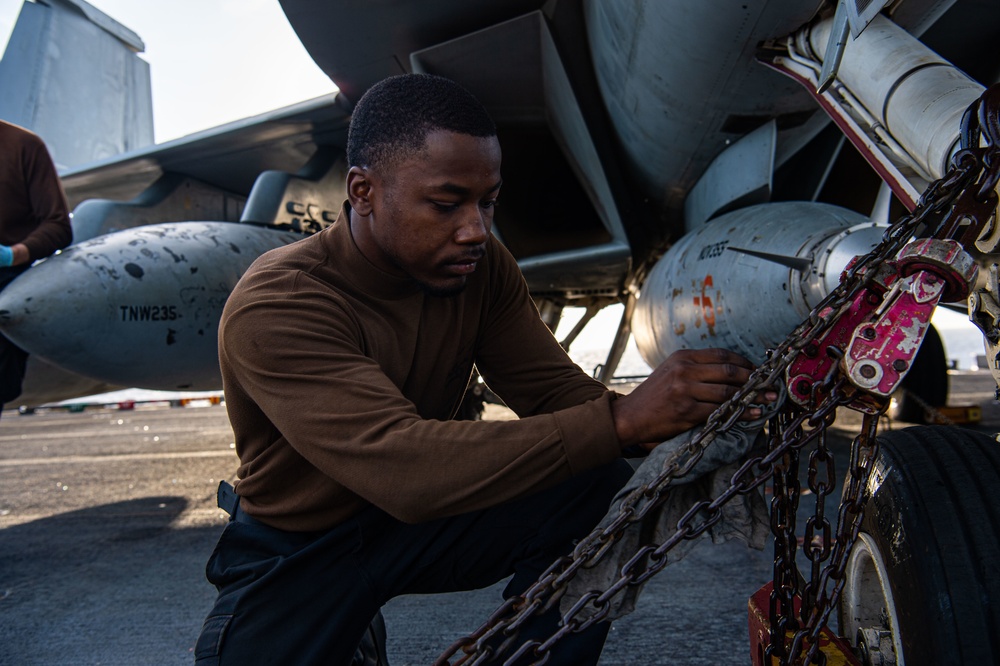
[0,135,72,267]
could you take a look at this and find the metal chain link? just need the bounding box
[435,87,1000,666]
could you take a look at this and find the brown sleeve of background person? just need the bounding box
[0,121,72,262]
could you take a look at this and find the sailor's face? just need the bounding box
[367,130,502,296]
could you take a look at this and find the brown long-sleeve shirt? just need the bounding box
[221,205,621,531]
[0,121,72,260]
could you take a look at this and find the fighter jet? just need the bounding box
[3,0,1000,661]
[5,0,996,417]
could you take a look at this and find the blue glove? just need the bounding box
[0,245,13,268]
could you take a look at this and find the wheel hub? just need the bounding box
[839,533,904,665]
[857,626,897,665]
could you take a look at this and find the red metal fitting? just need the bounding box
[895,238,978,302]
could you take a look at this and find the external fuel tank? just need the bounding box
[0,222,303,391]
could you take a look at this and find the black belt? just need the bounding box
[216,480,264,526]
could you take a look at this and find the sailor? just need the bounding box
[195,73,765,665]
[0,120,73,413]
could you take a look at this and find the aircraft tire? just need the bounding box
[887,325,948,423]
[838,425,1000,665]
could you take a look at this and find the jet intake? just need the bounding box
[631,202,886,367]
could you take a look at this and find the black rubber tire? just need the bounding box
[839,425,1000,664]
[888,325,948,423]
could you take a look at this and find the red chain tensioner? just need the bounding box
[787,239,977,411]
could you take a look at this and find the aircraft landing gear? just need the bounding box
[837,425,1000,665]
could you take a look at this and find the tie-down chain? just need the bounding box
[435,84,1000,666]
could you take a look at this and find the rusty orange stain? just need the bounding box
[693,274,717,334]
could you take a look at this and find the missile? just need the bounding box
[0,221,303,391]
[631,201,887,367]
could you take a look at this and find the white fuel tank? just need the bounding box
[632,202,886,367]
[0,221,303,391]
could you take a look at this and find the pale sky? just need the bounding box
[0,0,337,143]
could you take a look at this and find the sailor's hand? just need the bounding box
[611,348,772,451]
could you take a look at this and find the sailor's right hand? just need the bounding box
[610,348,766,451]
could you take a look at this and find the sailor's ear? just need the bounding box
[347,166,374,216]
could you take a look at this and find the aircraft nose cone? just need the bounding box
[0,222,301,390]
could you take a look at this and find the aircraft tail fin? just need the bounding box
[0,0,154,170]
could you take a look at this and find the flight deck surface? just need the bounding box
[1,373,997,665]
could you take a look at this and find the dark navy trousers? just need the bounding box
[195,459,633,666]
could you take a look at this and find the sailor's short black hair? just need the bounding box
[346,73,497,173]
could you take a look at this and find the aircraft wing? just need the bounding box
[60,93,353,209]
[278,0,544,104]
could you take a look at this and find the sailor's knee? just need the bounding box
[608,457,635,488]
[553,459,634,529]
[586,458,635,500]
